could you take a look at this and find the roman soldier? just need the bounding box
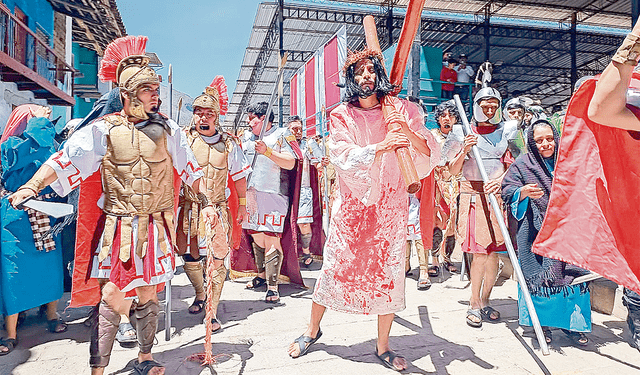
[8,35,212,375]
[177,76,249,336]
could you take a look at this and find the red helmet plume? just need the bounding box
[98,35,148,83]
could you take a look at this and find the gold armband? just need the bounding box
[263,147,273,158]
[238,197,247,206]
[612,33,640,66]
[21,177,46,196]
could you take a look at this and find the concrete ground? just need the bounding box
[1,252,640,375]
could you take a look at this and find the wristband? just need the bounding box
[21,177,46,196]
[612,33,640,66]
[263,147,273,158]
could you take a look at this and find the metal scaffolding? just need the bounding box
[226,0,631,128]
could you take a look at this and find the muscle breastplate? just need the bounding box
[185,130,228,205]
[101,115,175,215]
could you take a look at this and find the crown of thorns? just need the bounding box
[342,47,384,75]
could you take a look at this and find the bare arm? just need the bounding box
[255,140,296,170]
[588,21,640,131]
[447,135,477,176]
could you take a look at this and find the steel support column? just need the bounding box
[484,5,490,62]
[278,0,284,127]
[408,22,421,98]
[570,12,577,93]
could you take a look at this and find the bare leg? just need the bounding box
[288,302,325,357]
[119,299,135,340]
[0,313,18,354]
[467,253,487,325]
[480,252,500,320]
[377,313,407,371]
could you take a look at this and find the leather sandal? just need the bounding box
[301,253,313,268]
[246,276,266,290]
[47,317,68,334]
[133,359,164,375]
[290,329,322,358]
[188,299,206,314]
[0,337,17,356]
[265,289,280,303]
[375,350,407,371]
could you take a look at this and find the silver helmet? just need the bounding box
[473,87,502,124]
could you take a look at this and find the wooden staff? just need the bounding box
[362,1,425,194]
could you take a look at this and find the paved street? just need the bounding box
[2,252,640,375]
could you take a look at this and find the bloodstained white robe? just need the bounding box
[312,99,439,314]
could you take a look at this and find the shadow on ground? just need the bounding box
[303,305,494,375]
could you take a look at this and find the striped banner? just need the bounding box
[290,26,347,137]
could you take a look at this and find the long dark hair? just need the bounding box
[340,56,395,103]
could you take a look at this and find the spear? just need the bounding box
[453,94,550,355]
[165,64,173,341]
[246,52,289,186]
[176,97,183,125]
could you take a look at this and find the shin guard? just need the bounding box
[431,227,443,257]
[300,233,312,250]
[134,300,160,354]
[265,246,283,287]
[209,265,227,317]
[252,242,266,273]
[89,301,121,368]
[183,261,205,298]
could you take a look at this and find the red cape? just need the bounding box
[532,73,640,293]
[417,173,435,251]
[295,164,326,258]
[70,170,181,308]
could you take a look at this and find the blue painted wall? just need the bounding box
[72,42,98,118]
[2,0,54,46]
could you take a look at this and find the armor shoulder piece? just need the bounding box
[102,114,127,131]
[503,119,520,141]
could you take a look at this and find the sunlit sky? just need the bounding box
[116,0,265,99]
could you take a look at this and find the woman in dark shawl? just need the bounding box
[502,119,591,346]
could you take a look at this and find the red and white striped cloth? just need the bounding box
[289,26,347,138]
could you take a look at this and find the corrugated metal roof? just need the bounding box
[225,0,629,129]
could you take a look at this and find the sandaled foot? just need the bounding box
[265,289,280,303]
[116,322,137,344]
[134,359,165,375]
[0,338,17,356]
[417,277,431,290]
[211,318,222,333]
[188,299,206,314]
[428,265,440,277]
[288,329,322,358]
[47,317,68,334]
[480,306,500,321]
[375,350,408,372]
[466,308,482,328]
[542,327,553,344]
[246,276,266,290]
[301,253,313,268]
[563,330,588,346]
[443,261,459,273]
[0,339,16,355]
